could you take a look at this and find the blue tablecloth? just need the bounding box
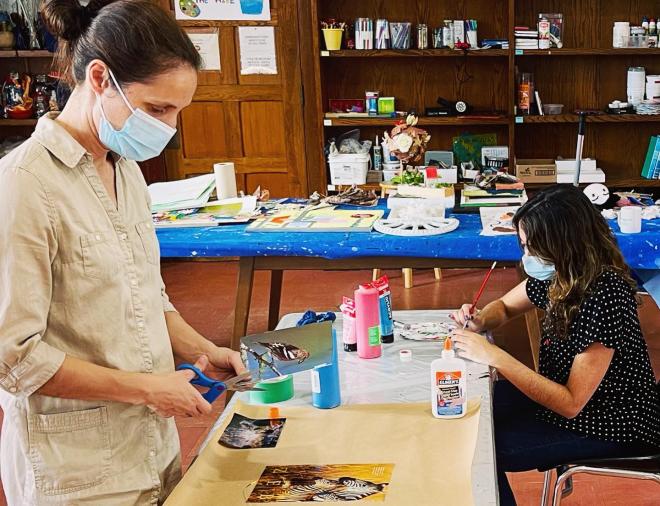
[156,204,660,306]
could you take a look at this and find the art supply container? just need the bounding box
[432,27,444,48]
[542,103,564,115]
[322,28,343,51]
[627,67,646,105]
[213,162,238,199]
[311,329,341,409]
[365,91,379,115]
[417,24,428,49]
[390,22,412,50]
[431,338,467,419]
[377,97,395,115]
[250,375,294,404]
[618,206,642,234]
[538,17,550,49]
[612,21,630,48]
[355,18,373,50]
[518,73,534,115]
[354,284,382,359]
[375,19,390,49]
[340,296,357,352]
[646,75,660,102]
[372,276,394,344]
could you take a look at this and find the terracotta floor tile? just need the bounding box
[1,262,658,505]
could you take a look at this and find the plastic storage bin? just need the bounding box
[328,153,371,185]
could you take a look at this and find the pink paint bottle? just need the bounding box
[354,284,382,359]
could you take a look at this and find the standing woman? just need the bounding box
[0,1,244,503]
[451,186,659,505]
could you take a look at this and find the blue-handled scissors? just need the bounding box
[177,364,264,404]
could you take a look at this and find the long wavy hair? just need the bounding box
[512,186,638,339]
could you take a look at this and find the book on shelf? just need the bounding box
[641,135,660,179]
[460,185,527,208]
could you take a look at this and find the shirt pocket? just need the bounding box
[136,220,159,265]
[28,406,111,496]
[80,231,120,280]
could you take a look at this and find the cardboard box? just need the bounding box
[422,166,458,185]
[515,159,556,183]
[555,158,597,172]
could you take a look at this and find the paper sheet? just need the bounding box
[176,0,271,21]
[239,27,278,75]
[187,32,221,71]
[165,400,482,506]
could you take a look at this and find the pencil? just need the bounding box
[463,261,497,329]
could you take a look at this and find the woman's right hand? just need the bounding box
[142,355,213,418]
[451,304,486,333]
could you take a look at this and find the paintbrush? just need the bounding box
[463,261,498,329]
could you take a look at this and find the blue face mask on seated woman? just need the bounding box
[96,69,176,161]
[522,254,556,281]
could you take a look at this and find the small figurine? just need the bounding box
[583,184,621,210]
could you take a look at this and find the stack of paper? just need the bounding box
[148,174,216,213]
[152,197,258,229]
[515,28,539,49]
[555,158,606,184]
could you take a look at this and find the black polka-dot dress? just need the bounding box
[527,271,660,447]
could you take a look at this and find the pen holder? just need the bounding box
[322,28,343,51]
[390,22,411,50]
[311,329,341,409]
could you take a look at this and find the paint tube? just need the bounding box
[372,275,394,343]
[340,296,357,352]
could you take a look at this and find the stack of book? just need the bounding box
[460,184,527,208]
[515,27,539,50]
[148,173,216,213]
[482,39,510,49]
[641,135,660,180]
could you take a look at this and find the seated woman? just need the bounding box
[451,185,660,506]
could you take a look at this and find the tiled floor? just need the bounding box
[1,262,658,505]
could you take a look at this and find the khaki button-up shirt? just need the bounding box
[0,113,181,504]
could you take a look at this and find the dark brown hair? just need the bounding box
[40,0,201,86]
[512,185,638,339]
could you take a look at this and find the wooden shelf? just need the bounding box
[606,179,660,188]
[516,48,660,56]
[0,119,38,126]
[16,50,54,58]
[321,49,509,58]
[517,114,660,124]
[324,116,509,126]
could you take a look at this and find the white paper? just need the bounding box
[238,26,277,75]
[175,0,270,21]
[187,32,221,71]
[148,174,215,206]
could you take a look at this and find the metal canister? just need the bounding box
[417,24,428,49]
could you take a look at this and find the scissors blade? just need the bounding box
[223,370,265,392]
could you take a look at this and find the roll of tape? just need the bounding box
[249,375,294,404]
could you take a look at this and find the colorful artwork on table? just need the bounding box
[219,413,286,449]
[247,464,394,502]
[479,206,518,236]
[176,0,271,21]
[247,208,383,232]
[240,322,333,381]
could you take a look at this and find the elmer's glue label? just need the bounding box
[431,338,467,419]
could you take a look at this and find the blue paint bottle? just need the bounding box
[311,329,341,409]
[372,275,394,343]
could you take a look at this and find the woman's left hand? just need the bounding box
[451,329,502,366]
[206,346,247,377]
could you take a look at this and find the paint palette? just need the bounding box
[179,0,200,17]
[396,322,456,342]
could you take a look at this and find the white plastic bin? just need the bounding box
[328,152,371,185]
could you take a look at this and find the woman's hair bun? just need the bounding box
[40,0,112,42]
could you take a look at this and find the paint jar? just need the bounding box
[618,206,642,234]
[354,284,382,359]
[627,67,646,105]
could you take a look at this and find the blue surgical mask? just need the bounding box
[97,69,176,161]
[522,254,556,281]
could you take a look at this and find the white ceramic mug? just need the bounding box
[618,206,642,234]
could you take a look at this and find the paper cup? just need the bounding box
[322,29,343,51]
[618,206,642,234]
[213,162,238,200]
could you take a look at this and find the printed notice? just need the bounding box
[239,26,277,75]
[187,32,221,71]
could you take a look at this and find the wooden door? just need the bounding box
[163,0,307,197]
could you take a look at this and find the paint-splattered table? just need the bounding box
[156,205,660,364]
[199,311,499,506]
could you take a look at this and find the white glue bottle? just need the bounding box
[431,337,467,419]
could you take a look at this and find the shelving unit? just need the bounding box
[303,0,660,192]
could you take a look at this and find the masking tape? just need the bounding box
[249,374,294,404]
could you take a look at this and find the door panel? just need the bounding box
[165,0,307,198]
